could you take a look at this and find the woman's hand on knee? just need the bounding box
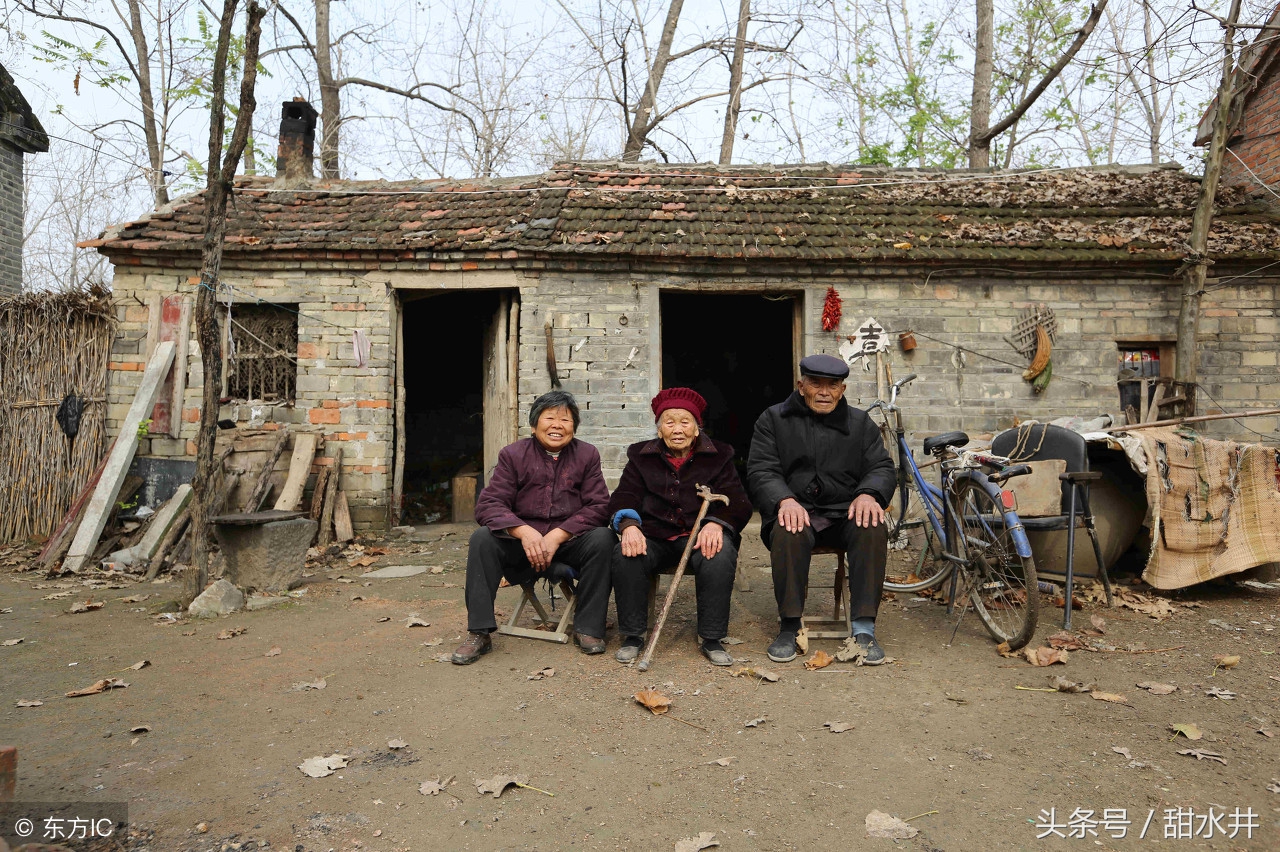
[696,522,723,559]
[620,525,647,558]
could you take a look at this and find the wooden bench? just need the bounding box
[495,563,575,644]
[801,546,852,639]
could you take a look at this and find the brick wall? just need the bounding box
[1222,53,1280,195]
[106,264,1279,530]
[0,143,23,296]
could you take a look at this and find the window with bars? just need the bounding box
[222,302,298,403]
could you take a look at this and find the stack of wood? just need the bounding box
[39,425,354,577]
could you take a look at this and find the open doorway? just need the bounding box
[399,290,517,524]
[660,292,797,467]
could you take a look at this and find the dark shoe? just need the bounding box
[701,639,734,667]
[574,632,606,655]
[451,631,492,665]
[767,630,798,663]
[854,633,886,665]
[615,635,644,663]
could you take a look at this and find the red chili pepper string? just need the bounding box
[821,286,842,331]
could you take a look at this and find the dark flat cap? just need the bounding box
[799,353,849,379]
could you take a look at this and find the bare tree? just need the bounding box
[719,0,751,163]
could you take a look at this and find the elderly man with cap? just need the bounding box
[452,390,615,664]
[608,387,752,666]
[746,354,896,664]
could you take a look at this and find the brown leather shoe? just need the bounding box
[451,631,492,665]
[574,633,606,655]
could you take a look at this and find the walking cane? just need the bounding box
[636,484,730,672]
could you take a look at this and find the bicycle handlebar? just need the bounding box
[887,373,917,408]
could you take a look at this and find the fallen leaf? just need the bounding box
[430,566,445,574]
[405,616,430,628]
[674,832,720,852]
[865,810,919,839]
[1212,654,1240,670]
[16,699,42,707]
[421,639,442,647]
[1204,686,1236,700]
[1024,647,1068,666]
[804,651,835,670]
[730,666,779,682]
[1047,631,1086,651]
[216,627,246,640]
[1116,590,1177,619]
[1258,728,1274,739]
[824,721,854,733]
[1090,613,1106,633]
[388,739,408,750]
[65,678,128,698]
[129,724,151,734]
[1266,779,1280,794]
[68,600,104,614]
[376,616,391,623]
[795,626,809,655]
[431,653,452,663]
[836,637,867,663]
[1177,748,1227,765]
[1048,675,1093,693]
[744,717,766,728]
[43,591,73,599]
[526,666,555,680]
[119,594,151,603]
[703,757,735,766]
[298,754,348,778]
[475,774,526,798]
[1169,723,1203,741]
[1,638,23,646]
[265,647,282,657]
[128,660,150,671]
[635,689,672,715]
[420,775,454,795]
[1111,746,1132,759]
[1136,681,1176,695]
[995,641,1016,658]
[293,679,326,691]
[1091,692,1130,704]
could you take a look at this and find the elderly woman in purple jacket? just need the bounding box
[452,390,615,665]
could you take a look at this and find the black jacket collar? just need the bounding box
[779,390,852,434]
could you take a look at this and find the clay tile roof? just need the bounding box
[87,162,1280,265]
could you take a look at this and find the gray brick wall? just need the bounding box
[0,143,23,296]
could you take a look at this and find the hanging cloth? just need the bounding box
[55,393,85,440]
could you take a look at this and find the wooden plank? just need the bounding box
[62,340,176,574]
[391,304,406,526]
[38,453,110,566]
[133,484,193,563]
[274,432,319,511]
[318,447,343,547]
[168,295,192,438]
[333,490,354,543]
[1144,383,1166,423]
[451,467,479,523]
[240,427,290,512]
[310,464,332,521]
[145,293,162,361]
[149,294,188,435]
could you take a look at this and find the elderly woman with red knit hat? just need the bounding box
[607,387,752,666]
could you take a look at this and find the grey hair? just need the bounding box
[528,390,581,429]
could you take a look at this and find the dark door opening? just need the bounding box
[660,292,796,468]
[401,290,501,524]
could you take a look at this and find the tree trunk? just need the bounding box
[315,0,341,178]
[188,0,267,598]
[622,0,685,162]
[718,0,750,164]
[968,0,994,169]
[125,0,169,206]
[1175,0,1243,416]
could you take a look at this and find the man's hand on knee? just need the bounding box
[848,494,885,528]
[777,498,811,534]
[695,522,723,559]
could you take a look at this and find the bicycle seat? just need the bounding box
[922,431,969,455]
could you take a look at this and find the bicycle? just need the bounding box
[868,374,1041,649]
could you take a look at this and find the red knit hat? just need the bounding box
[651,387,707,425]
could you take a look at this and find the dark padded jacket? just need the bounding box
[606,433,752,542]
[746,391,896,526]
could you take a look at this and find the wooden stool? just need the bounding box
[802,546,851,639]
[496,563,576,644]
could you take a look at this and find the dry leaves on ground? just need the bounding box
[1047,632,1087,651]
[127,660,150,671]
[292,679,326,691]
[1024,647,1068,666]
[1115,590,1178,619]
[635,689,672,715]
[216,627,247,640]
[16,699,42,707]
[836,637,866,663]
[674,832,720,852]
[65,678,128,697]
[865,810,919,840]
[129,725,151,734]
[1136,681,1176,695]
[475,774,527,798]
[388,739,408,750]
[1090,614,1106,633]
[419,775,454,796]
[429,566,445,574]
[119,593,150,603]
[2,638,22,646]
[1169,723,1204,741]
[298,754,348,778]
[1178,748,1227,765]
[1049,675,1094,693]
[804,651,834,670]
[795,626,809,654]
[703,757,735,767]
[527,666,555,680]
[265,646,282,657]
[1204,687,1236,700]
[430,653,452,663]
[1266,780,1280,794]
[1212,654,1240,671]
[1091,692,1131,705]
[824,721,854,733]
[729,667,779,682]
[1111,746,1133,759]
[68,600,104,614]
[405,615,430,628]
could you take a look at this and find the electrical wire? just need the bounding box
[1192,382,1280,441]
[901,328,1096,387]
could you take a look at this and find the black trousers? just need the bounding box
[764,519,888,622]
[611,535,738,641]
[464,526,616,637]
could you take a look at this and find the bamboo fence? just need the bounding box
[0,285,115,542]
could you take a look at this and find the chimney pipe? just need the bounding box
[276,98,318,182]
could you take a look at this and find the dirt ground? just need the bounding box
[2,522,1278,852]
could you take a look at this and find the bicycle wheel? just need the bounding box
[951,477,1039,649]
[883,478,950,592]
